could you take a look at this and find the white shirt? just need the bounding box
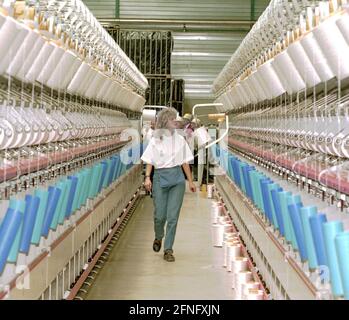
[142,127,153,142]
[195,126,212,148]
[141,130,194,169]
[185,127,211,153]
[145,128,153,141]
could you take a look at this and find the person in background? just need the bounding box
[188,117,202,183]
[182,113,194,142]
[141,108,196,262]
[142,120,155,143]
[174,116,184,130]
[192,118,212,187]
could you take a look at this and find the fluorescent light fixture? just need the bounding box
[185,84,212,89]
[172,52,231,57]
[172,52,210,57]
[173,36,210,41]
[184,89,213,94]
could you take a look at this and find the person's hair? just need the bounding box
[155,107,177,129]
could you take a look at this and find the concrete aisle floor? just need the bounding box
[85,187,235,300]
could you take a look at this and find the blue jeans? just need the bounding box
[152,169,186,251]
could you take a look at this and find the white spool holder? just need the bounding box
[0,20,29,75]
[96,79,113,101]
[67,61,91,94]
[36,44,65,85]
[0,17,23,66]
[76,67,95,95]
[272,51,306,94]
[287,41,321,88]
[46,50,79,90]
[6,27,38,77]
[249,71,268,101]
[235,83,250,106]
[133,95,146,112]
[336,14,349,44]
[231,86,242,107]
[59,58,83,90]
[26,41,55,83]
[300,32,334,83]
[111,82,125,105]
[15,33,45,81]
[243,77,258,104]
[313,16,349,80]
[0,12,6,28]
[223,91,234,110]
[258,60,286,98]
[83,70,105,98]
[254,69,273,100]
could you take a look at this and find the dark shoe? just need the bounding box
[153,239,161,252]
[164,249,175,262]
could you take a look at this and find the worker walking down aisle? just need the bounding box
[85,193,235,300]
[142,108,196,262]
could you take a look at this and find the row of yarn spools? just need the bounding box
[211,200,266,300]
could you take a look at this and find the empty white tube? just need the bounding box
[231,257,249,289]
[234,271,253,300]
[241,282,260,300]
[226,244,242,272]
[212,224,225,247]
[243,289,264,300]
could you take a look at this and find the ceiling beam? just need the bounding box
[99,18,256,26]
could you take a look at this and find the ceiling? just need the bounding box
[83,0,270,21]
[83,0,271,113]
[171,31,247,112]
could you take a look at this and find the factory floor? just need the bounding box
[85,186,235,300]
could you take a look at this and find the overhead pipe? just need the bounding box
[192,103,228,149]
